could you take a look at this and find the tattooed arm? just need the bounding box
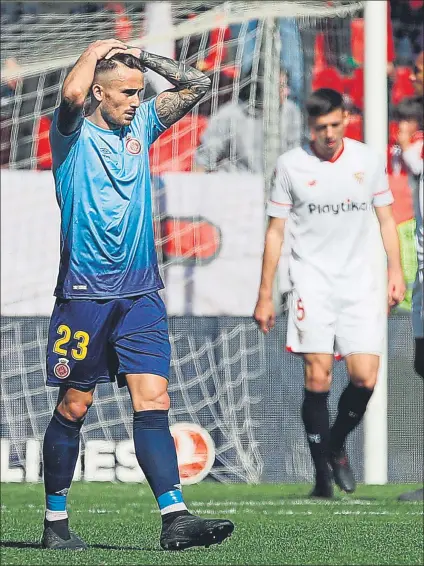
[138,50,211,127]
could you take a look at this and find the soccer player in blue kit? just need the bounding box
[42,38,234,550]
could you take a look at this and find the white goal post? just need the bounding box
[363,0,388,485]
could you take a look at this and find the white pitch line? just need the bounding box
[190,499,378,507]
[186,505,423,517]
[4,506,422,517]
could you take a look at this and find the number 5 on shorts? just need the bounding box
[53,324,90,360]
[296,298,305,321]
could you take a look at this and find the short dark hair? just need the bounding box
[306,88,345,118]
[94,52,145,77]
[394,99,423,129]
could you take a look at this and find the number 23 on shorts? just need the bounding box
[53,324,90,361]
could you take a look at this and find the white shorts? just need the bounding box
[286,284,385,358]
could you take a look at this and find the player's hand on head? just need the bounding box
[387,268,406,309]
[253,297,276,334]
[126,46,143,58]
[88,39,128,61]
[104,47,126,60]
[104,46,141,60]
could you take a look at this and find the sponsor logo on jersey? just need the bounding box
[125,136,142,155]
[307,180,317,187]
[53,358,70,379]
[170,422,215,485]
[308,200,371,215]
[354,171,365,184]
[307,433,321,443]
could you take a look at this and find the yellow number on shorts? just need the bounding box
[71,331,90,361]
[53,325,90,360]
[53,324,72,356]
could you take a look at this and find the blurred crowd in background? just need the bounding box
[0,0,423,174]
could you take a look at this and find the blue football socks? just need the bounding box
[133,410,188,518]
[43,409,82,524]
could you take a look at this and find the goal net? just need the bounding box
[1,0,367,313]
[7,1,420,488]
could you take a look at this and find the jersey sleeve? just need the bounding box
[137,96,168,147]
[372,154,394,207]
[49,107,83,168]
[266,157,293,218]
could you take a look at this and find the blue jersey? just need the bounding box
[50,97,167,299]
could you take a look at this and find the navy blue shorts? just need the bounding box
[46,292,170,390]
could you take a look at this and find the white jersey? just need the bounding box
[267,138,393,293]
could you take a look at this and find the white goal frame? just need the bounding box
[363,0,389,485]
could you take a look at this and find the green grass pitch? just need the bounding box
[1,483,423,565]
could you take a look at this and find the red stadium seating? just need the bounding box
[389,120,399,145]
[391,66,416,106]
[106,2,132,42]
[33,113,208,173]
[345,114,363,141]
[351,18,364,66]
[149,114,208,174]
[312,66,344,93]
[313,32,326,74]
[202,26,231,72]
[350,9,395,66]
[160,218,221,262]
[344,67,364,110]
[34,115,52,170]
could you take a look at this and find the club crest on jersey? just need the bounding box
[54,358,70,379]
[354,171,365,184]
[125,136,142,155]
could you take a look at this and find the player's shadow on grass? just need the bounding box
[1,541,160,552]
